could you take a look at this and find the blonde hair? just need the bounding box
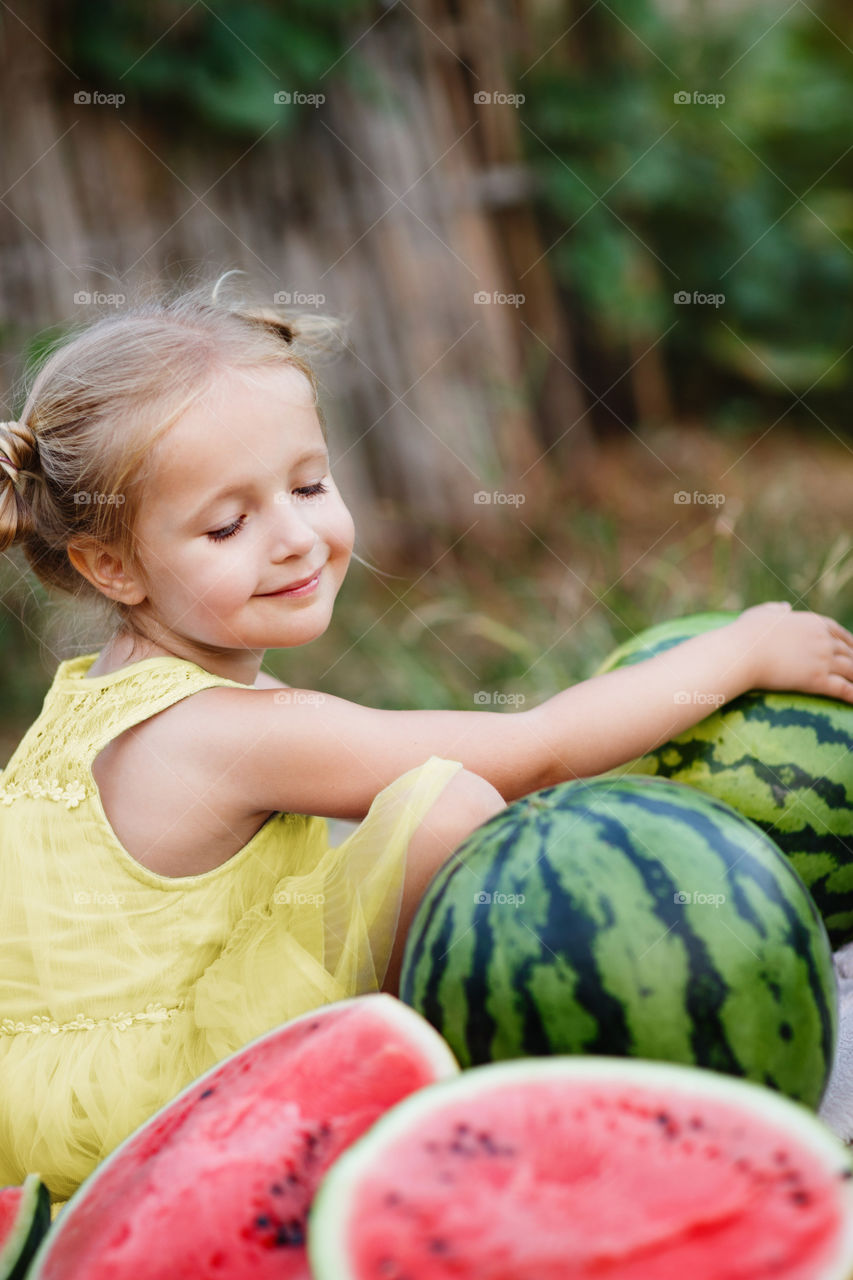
[0,272,346,648]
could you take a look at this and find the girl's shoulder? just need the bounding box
[93,685,278,877]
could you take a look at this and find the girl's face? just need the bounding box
[128,362,355,671]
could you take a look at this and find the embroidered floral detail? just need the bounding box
[0,777,89,808]
[0,1001,183,1036]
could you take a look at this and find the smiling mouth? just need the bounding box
[260,569,322,596]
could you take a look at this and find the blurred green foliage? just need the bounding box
[59,0,375,135]
[519,0,853,428]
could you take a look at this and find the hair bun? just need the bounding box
[0,419,38,492]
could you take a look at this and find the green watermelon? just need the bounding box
[27,994,458,1280]
[308,1057,853,1280]
[0,1175,51,1280]
[594,612,853,947]
[399,775,837,1108]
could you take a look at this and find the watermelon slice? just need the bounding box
[28,994,458,1280]
[308,1056,853,1280]
[0,1175,51,1280]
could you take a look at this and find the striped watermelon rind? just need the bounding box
[307,1056,853,1280]
[0,1174,51,1280]
[400,775,838,1108]
[594,612,853,948]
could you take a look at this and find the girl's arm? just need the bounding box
[204,602,853,819]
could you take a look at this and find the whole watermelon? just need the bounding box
[399,776,838,1109]
[594,611,853,947]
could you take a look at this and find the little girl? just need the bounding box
[1,278,852,1212]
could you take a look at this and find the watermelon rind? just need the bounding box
[592,611,736,676]
[0,1173,51,1280]
[27,993,459,1277]
[307,1056,853,1280]
[592,612,853,947]
[400,774,838,1107]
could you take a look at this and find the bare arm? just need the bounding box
[203,603,853,820]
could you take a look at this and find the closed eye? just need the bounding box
[206,482,329,542]
[207,516,245,543]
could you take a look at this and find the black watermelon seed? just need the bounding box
[200,1088,215,1099]
[275,1219,305,1247]
[255,1216,270,1230]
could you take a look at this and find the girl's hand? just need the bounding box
[733,601,853,702]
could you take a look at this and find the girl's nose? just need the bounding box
[271,495,318,557]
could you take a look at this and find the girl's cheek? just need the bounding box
[327,497,355,553]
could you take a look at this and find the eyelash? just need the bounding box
[206,482,329,543]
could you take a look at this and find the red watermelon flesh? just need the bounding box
[28,995,458,1280]
[0,1186,25,1242]
[308,1057,853,1280]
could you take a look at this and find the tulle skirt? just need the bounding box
[0,755,464,1215]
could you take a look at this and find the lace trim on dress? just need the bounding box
[0,776,89,808]
[0,1002,184,1036]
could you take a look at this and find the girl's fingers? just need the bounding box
[823,617,853,647]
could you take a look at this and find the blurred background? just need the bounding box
[1,0,853,762]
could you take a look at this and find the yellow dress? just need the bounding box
[0,652,464,1215]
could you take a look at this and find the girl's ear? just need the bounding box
[67,538,147,605]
